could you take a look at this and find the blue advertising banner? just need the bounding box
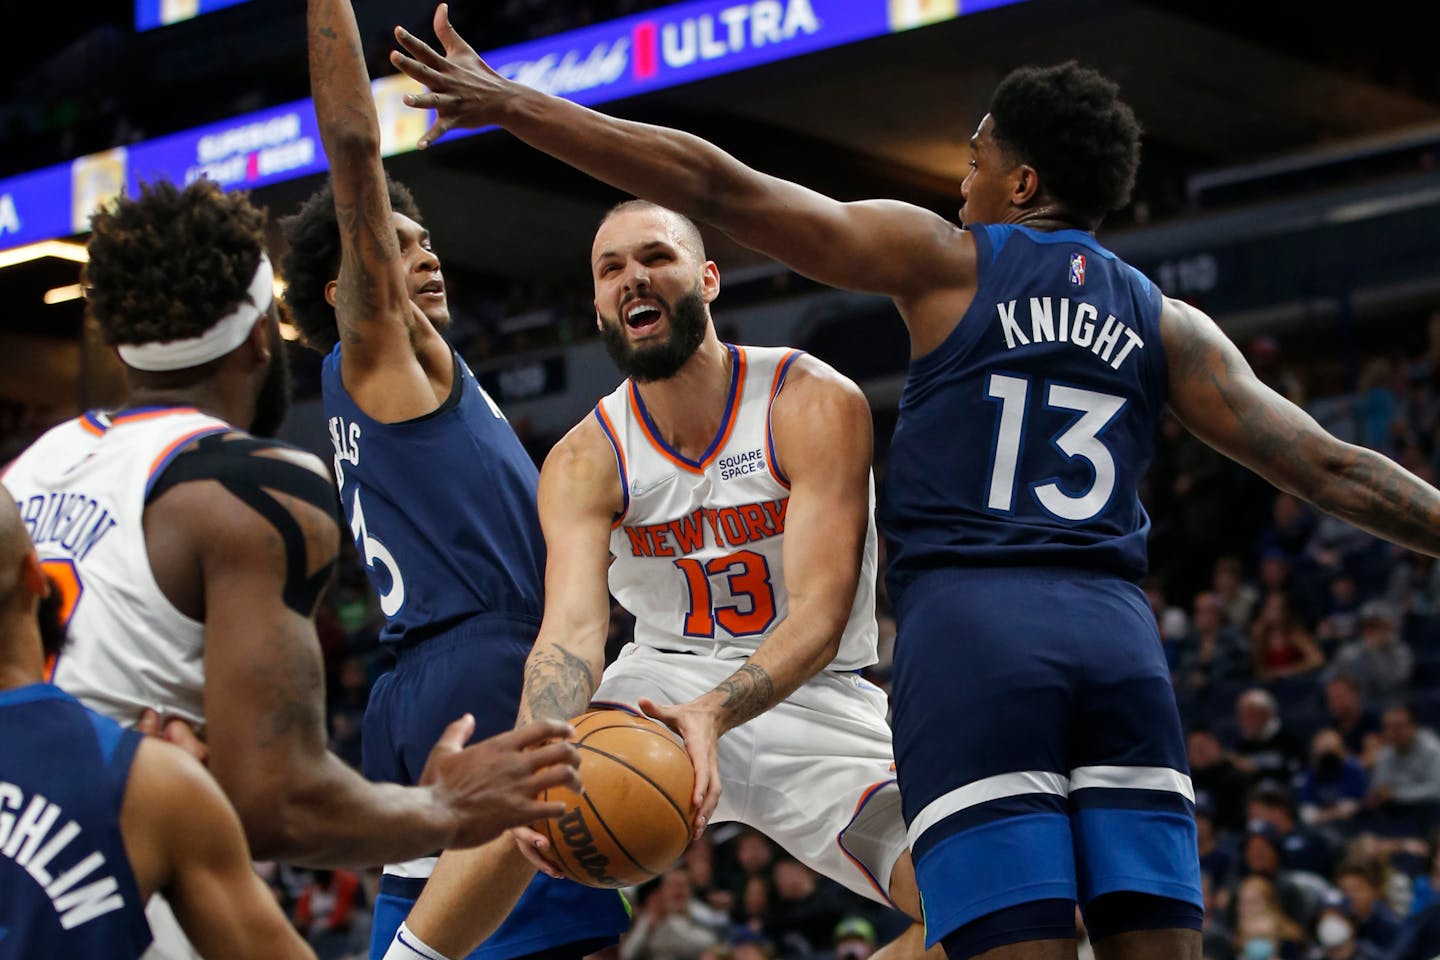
[135,0,253,32]
[1,0,1024,253]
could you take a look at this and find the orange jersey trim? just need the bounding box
[836,778,900,908]
[593,403,629,529]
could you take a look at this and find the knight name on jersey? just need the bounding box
[623,498,788,558]
[15,492,117,562]
[0,781,126,930]
[996,296,1145,371]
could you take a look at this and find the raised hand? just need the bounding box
[391,3,511,148]
[420,715,582,849]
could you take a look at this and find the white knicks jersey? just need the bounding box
[596,345,878,671]
[3,406,233,727]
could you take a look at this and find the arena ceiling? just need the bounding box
[3,0,1438,346]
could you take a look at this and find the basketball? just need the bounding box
[534,710,696,888]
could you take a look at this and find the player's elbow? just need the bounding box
[324,127,382,162]
[234,794,311,862]
[227,777,323,862]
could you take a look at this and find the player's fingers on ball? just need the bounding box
[136,708,161,736]
[512,824,545,845]
[525,740,578,770]
[509,719,572,749]
[527,764,581,794]
[528,798,569,820]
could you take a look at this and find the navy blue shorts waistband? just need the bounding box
[379,873,430,901]
[389,613,541,665]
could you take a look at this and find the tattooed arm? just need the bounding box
[165,449,574,867]
[375,420,626,960]
[515,417,627,727]
[1162,297,1440,555]
[642,357,875,834]
[308,0,448,421]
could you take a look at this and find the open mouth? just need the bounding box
[624,301,664,336]
[418,279,445,301]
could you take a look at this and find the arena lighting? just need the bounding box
[0,240,88,270]
[43,284,84,305]
[0,0,1026,255]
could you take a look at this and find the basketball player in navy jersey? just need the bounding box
[0,493,316,959]
[390,32,1440,960]
[281,1,630,958]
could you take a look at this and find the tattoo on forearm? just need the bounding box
[714,663,775,728]
[1329,447,1440,554]
[523,645,596,723]
[1179,304,1440,556]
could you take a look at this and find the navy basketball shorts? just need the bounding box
[889,566,1202,948]
[362,616,630,960]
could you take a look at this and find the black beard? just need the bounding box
[600,285,708,382]
[38,579,67,661]
[250,334,293,438]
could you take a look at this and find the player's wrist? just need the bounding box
[385,921,455,960]
[419,782,464,850]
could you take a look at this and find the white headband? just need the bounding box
[116,253,275,372]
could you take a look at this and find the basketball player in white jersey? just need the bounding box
[2,178,581,958]
[384,202,936,960]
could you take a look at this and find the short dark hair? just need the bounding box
[988,61,1142,228]
[598,199,706,261]
[85,178,267,347]
[279,174,422,353]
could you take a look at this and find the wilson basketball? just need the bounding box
[534,710,696,888]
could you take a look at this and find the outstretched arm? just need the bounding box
[122,739,317,960]
[391,7,974,348]
[1162,297,1440,556]
[164,447,575,867]
[642,358,874,835]
[309,0,445,419]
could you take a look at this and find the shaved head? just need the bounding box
[598,200,706,261]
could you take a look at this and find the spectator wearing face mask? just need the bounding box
[1334,860,1403,955]
[1297,729,1369,831]
[1307,898,1385,960]
[1234,875,1307,960]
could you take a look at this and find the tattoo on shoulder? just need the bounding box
[715,663,775,727]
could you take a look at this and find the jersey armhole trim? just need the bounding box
[594,404,629,529]
[765,350,805,489]
[387,349,464,426]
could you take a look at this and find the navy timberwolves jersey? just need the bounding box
[881,225,1168,597]
[322,346,546,647]
[0,684,150,959]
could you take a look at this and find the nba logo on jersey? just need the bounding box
[1069,252,1086,286]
